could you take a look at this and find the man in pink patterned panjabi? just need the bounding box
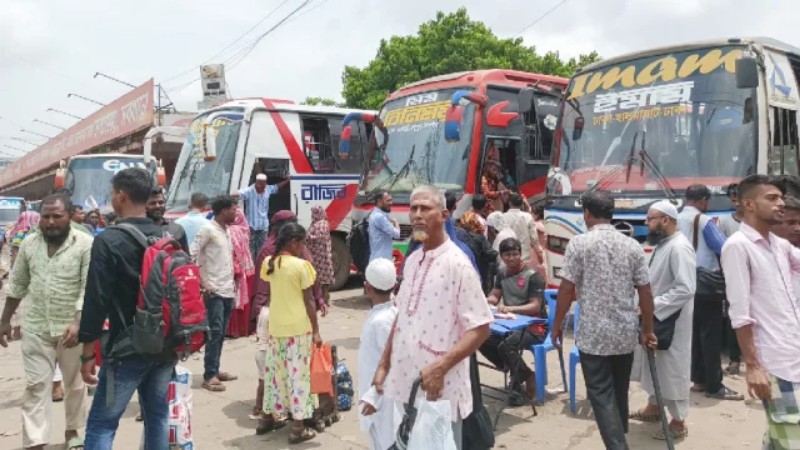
[372,185,492,450]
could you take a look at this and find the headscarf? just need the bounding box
[459,210,485,235]
[229,209,254,309]
[8,211,40,244]
[486,211,508,231]
[307,206,334,286]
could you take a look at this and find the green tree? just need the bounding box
[302,96,340,106]
[341,8,601,109]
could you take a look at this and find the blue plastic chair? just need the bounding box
[532,289,566,405]
[569,302,581,414]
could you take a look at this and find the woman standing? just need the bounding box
[306,206,334,304]
[259,223,322,444]
[227,209,256,337]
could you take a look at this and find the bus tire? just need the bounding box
[330,234,351,291]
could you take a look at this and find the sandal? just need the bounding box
[217,372,238,382]
[202,381,226,392]
[630,410,660,422]
[653,427,688,440]
[706,386,744,401]
[288,427,316,444]
[66,436,85,449]
[256,418,287,435]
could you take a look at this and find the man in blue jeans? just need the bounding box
[79,167,177,450]
[190,196,239,391]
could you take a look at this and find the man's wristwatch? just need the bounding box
[80,353,96,364]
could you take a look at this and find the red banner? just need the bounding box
[0,79,155,189]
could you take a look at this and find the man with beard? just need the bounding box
[146,187,188,252]
[368,190,400,262]
[0,193,92,450]
[721,175,800,448]
[372,185,492,450]
[772,195,800,248]
[630,200,695,441]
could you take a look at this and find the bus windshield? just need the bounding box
[362,89,475,200]
[66,157,147,212]
[166,110,243,213]
[553,45,757,196]
[0,198,22,224]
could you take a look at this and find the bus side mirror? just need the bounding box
[445,106,463,142]
[203,124,217,162]
[572,117,584,141]
[736,56,759,89]
[339,125,352,159]
[518,88,534,114]
[54,160,66,188]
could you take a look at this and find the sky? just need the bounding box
[0,0,798,159]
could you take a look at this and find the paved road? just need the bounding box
[0,258,768,449]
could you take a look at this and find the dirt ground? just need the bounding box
[0,250,768,449]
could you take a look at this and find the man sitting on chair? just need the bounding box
[479,237,546,405]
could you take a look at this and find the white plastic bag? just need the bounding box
[406,399,457,450]
[139,365,195,450]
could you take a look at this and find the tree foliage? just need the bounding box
[341,8,600,110]
[302,96,340,106]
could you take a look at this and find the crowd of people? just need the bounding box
[1,167,799,450]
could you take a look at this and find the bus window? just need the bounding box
[330,118,370,175]
[770,107,799,176]
[301,116,335,173]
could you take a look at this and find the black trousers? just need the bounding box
[724,301,741,363]
[691,297,724,393]
[479,329,542,384]
[580,351,633,450]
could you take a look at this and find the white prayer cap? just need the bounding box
[255,174,268,181]
[649,200,678,220]
[365,258,397,291]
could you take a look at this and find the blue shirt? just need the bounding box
[678,205,726,271]
[239,184,278,231]
[175,211,210,248]
[368,208,400,261]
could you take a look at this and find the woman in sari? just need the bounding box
[226,209,255,337]
[306,206,334,303]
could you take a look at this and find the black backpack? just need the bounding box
[347,213,371,273]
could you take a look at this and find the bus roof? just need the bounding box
[69,153,145,160]
[387,69,569,102]
[207,98,374,116]
[579,36,800,75]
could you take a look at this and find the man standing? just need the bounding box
[551,191,656,450]
[721,175,800,448]
[175,192,210,248]
[631,201,696,441]
[368,190,400,262]
[190,196,239,392]
[718,183,743,376]
[773,195,800,247]
[235,173,290,261]
[79,168,178,449]
[0,194,92,450]
[471,194,489,237]
[146,187,189,251]
[503,193,541,264]
[678,184,742,400]
[373,185,492,450]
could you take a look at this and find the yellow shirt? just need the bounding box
[260,254,316,337]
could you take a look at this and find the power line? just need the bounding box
[160,0,294,85]
[515,0,568,37]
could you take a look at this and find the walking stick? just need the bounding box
[557,347,568,393]
[647,348,675,450]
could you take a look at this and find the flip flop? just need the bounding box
[629,410,660,422]
[653,427,688,440]
[66,436,85,449]
[288,427,316,444]
[202,381,226,392]
[217,372,238,382]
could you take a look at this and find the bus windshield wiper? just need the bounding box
[582,132,639,198]
[637,131,678,203]
[385,144,417,194]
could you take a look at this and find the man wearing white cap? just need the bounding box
[359,258,399,450]
[233,173,291,261]
[631,200,696,441]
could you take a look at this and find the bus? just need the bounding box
[545,37,798,286]
[54,154,165,214]
[163,98,376,290]
[349,70,568,254]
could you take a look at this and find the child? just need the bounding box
[359,258,399,450]
[259,223,322,444]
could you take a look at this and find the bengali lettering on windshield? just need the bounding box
[553,46,756,195]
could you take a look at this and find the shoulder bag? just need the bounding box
[692,214,726,300]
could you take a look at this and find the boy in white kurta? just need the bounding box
[359,259,399,450]
[632,201,696,441]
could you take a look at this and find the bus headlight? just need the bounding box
[547,235,570,254]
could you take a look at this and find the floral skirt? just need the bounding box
[263,333,315,420]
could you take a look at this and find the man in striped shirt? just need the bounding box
[234,173,290,261]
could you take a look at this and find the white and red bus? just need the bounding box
[545,37,800,286]
[163,98,376,289]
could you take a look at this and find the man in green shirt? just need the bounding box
[0,193,93,450]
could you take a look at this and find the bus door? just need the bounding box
[517,91,562,201]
